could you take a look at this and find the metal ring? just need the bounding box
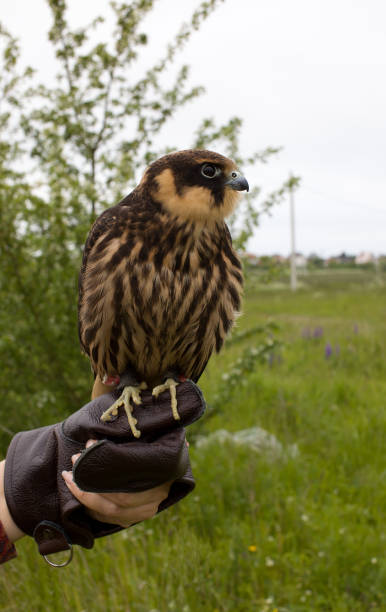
[43,544,73,568]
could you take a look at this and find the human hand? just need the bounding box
[62,440,171,527]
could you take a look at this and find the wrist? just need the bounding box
[0,460,24,543]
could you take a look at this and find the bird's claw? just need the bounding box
[100,383,147,438]
[152,378,180,421]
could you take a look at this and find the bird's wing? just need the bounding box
[78,203,137,374]
[190,360,210,384]
[78,207,116,354]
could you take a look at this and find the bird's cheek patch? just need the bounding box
[153,169,216,222]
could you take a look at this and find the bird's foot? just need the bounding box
[100,382,147,438]
[152,378,180,421]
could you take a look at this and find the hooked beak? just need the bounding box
[225,171,249,192]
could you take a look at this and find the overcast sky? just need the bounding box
[2,0,386,256]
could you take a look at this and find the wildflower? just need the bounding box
[353,323,359,334]
[265,557,275,567]
[318,551,325,558]
[313,326,324,338]
[248,545,257,552]
[301,514,309,522]
[325,342,333,358]
[371,557,378,564]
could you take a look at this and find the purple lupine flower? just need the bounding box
[313,326,324,339]
[325,342,333,358]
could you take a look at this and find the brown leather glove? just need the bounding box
[4,380,205,559]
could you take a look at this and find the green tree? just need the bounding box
[0,0,286,452]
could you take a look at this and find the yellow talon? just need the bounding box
[100,383,147,437]
[152,378,180,421]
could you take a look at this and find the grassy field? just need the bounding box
[1,268,386,611]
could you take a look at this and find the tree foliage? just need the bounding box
[0,0,288,452]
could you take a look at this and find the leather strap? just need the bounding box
[34,520,72,559]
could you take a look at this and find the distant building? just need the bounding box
[243,253,260,266]
[272,254,287,265]
[294,253,307,268]
[355,252,375,265]
[241,251,379,268]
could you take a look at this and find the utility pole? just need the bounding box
[375,255,381,285]
[289,173,297,291]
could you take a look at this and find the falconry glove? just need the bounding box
[4,380,205,563]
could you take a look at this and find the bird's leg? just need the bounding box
[100,370,147,438]
[152,371,182,421]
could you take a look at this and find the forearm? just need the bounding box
[0,460,24,543]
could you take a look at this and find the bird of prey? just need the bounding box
[78,149,249,437]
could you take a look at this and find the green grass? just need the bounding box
[1,270,386,611]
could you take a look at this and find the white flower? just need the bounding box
[301,514,309,522]
[371,557,378,564]
[265,557,275,567]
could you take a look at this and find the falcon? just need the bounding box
[78,149,248,436]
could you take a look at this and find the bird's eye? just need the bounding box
[201,163,219,179]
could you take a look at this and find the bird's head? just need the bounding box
[140,149,249,223]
